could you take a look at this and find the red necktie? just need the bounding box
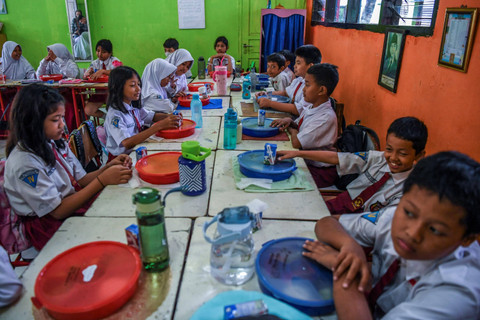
[102,62,106,70]
[292,82,302,102]
[297,116,305,129]
[51,143,81,192]
[130,110,142,132]
[367,258,400,310]
[350,172,391,211]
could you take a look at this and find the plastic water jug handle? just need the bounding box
[212,71,217,82]
[203,215,219,243]
[162,186,183,206]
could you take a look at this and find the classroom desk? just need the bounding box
[85,151,215,218]
[217,117,295,151]
[174,217,318,320]
[138,116,221,151]
[208,150,330,220]
[0,216,191,320]
[176,96,231,118]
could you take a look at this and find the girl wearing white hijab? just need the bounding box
[141,58,177,113]
[0,41,36,80]
[36,43,79,79]
[165,48,194,98]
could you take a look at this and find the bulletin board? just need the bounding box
[178,0,205,29]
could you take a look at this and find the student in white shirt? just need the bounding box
[257,45,321,117]
[207,36,235,73]
[0,246,22,307]
[266,52,291,91]
[165,49,194,99]
[105,66,179,157]
[141,58,178,113]
[304,151,480,319]
[36,43,79,79]
[280,49,296,82]
[0,41,36,80]
[271,63,338,187]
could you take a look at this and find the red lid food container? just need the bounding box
[33,241,141,320]
[86,75,109,83]
[178,95,210,107]
[39,74,63,82]
[135,151,182,184]
[156,119,196,139]
[187,81,215,92]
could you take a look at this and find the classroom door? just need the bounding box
[239,0,306,72]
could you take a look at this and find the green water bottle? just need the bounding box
[132,187,169,272]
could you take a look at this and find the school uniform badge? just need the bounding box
[112,117,120,128]
[20,169,39,188]
[354,152,368,161]
[361,211,380,224]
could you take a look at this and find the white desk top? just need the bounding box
[208,150,330,220]
[217,116,295,151]
[174,217,316,320]
[85,151,215,218]
[139,116,221,151]
[1,217,192,320]
[176,96,230,118]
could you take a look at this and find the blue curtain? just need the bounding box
[261,14,305,72]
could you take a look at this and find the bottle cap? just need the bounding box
[192,93,200,99]
[132,187,160,204]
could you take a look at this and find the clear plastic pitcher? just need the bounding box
[213,66,228,95]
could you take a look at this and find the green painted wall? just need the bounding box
[1,0,305,76]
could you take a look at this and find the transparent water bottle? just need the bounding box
[198,56,206,80]
[224,108,237,149]
[204,206,255,286]
[132,188,169,272]
[191,93,203,128]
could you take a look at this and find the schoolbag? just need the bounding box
[0,161,31,255]
[335,120,381,190]
[68,120,103,172]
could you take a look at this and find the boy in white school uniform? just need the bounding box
[278,117,428,209]
[303,151,480,319]
[266,53,291,91]
[280,49,296,82]
[257,45,321,117]
[271,63,339,187]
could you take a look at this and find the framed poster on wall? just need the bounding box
[378,29,406,93]
[438,7,478,72]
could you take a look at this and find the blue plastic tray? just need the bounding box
[255,80,271,90]
[242,117,279,138]
[256,237,335,316]
[237,150,296,182]
[257,94,291,104]
[245,73,270,81]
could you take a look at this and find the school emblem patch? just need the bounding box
[354,152,368,161]
[20,169,39,188]
[361,211,380,224]
[112,117,120,128]
[352,198,364,209]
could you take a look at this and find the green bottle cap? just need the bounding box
[132,187,160,204]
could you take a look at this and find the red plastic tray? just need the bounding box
[156,118,196,139]
[33,241,141,320]
[188,81,215,92]
[40,74,63,82]
[178,95,210,107]
[85,75,109,83]
[135,151,182,184]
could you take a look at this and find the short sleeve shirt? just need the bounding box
[88,56,121,71]
[285,77,311,115]
[271,71,291,92]
[339,208,480,319]
[337,151,410,211]
[105,102,155,155]
[4,142,86,217]
[294,100,337,167]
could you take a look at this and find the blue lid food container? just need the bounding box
[255,237,335,316]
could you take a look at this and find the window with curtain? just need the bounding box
[311,0,438,36]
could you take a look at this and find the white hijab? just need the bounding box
[166,48,194,71]
[141,58,176,98]
[47,43,75,61]
[1,41,36,80]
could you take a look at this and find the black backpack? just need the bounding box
[335,120,381,190]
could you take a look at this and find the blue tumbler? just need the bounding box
[178,141,211,196]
